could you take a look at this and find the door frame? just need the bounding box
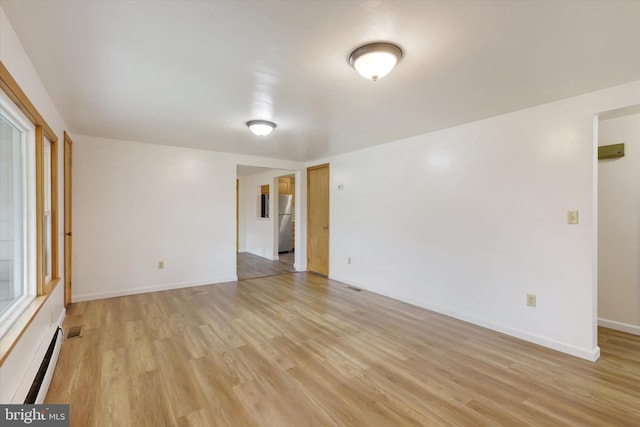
[63,132,73,307]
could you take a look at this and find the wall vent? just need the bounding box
[66,325,83,339]
[598,143,625,159]
[23,327,63,404]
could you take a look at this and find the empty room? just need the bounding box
[1,1,640,425]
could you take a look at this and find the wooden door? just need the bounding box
[64,132,73,307]
[307,164,329,276]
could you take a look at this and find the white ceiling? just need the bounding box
[2,0,640,162]
[237,165,281,177]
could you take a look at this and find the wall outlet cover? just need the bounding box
[567,210,579,225]
[527,293,536,307]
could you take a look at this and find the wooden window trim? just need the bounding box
[0,60,60,365]
[49,135,60,293]
[36,128,59,296]
[0,62,56,142]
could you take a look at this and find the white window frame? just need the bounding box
[0,90,36,338]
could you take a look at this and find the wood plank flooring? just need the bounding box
[46,272,640,426]
[236,252,296,281]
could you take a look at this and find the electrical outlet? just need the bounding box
[158,260,164,269]
[567,210,579,224]
[347,257,352,265]
[527,293,536,307]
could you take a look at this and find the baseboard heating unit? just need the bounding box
[11,326,64,404]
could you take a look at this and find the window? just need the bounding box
[258,184,269,219]
[37,131,58,296]
[0,61,59,346]
[0,91,36,338]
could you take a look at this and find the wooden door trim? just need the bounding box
[64,132,73,307]
[307,163,329,275]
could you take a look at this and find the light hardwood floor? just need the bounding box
[46,273,640,426]
[236,252,296,281]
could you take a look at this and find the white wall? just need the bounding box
[324,80,640,361]
[598,112,640,335]
[0,6,67,403]
[237,177,246,253]
[72,135,237,300]
[73,135,303,301]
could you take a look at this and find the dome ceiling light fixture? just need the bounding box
[246,119,277,136]
[348,42,403,82]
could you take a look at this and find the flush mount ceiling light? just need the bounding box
[348,42,403,82]
[246,120,276,136]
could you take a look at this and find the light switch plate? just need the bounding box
[567,210,579,225]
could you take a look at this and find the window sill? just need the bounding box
[0,278,59,366]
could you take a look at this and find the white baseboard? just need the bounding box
[330,274,600,362]
[598,318,640,336]
[10,322,61,404]
[55,307,66,328]
[72,276,238,302]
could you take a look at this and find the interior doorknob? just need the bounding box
[65,232,72,236]
[322,225,328,230]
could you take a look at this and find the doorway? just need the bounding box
[307,163,329,276]
[277,174,295,267]
[597,105,640,336]
[236,166,299,280]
